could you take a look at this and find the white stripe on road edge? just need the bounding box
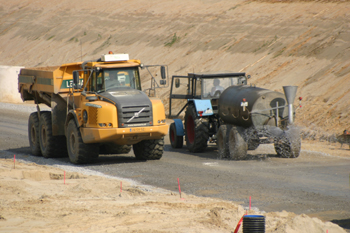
[203,162,218,167]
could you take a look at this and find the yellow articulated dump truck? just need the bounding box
[18,53,168,164]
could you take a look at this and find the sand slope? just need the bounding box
[0,157,346,233]
[0,0,349,136]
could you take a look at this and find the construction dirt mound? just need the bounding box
[0,157,346,233]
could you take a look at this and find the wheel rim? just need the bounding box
[30,125,36,145]
[41,126,47,148]
[70,131,77,155]
[186,115,195,144]
[170,128,175,142]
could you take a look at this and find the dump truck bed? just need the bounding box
[18,63,82,101]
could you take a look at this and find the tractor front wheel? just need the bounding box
[169,122,183,148]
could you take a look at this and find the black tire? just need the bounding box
[99,143,132,154]
[247,130,260,150]
[169,122,183,148]
[39,111,67,158]
[66,119,99,164]
[228,126,248,160]
[28,112,42,156]
[274,128,301,158]
[184,104,209,152]
[133,138,164,160]
[217,124,231,159]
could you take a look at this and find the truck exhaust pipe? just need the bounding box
[283,86,298,124]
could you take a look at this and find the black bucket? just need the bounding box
[243,215,265,233]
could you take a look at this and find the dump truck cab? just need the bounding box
[19,53,168,164]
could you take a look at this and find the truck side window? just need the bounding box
[91,72,96,92]
[90,71,104,92]
[96,72,103,90]
[134,70,141,90]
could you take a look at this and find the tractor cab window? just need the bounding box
[202,77,240,98]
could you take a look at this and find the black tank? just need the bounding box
[218,85,288,128]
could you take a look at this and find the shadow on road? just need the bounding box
[2,147,147,167]
[164,143,279,161]
[332,219,350,231]
[4,143,282,168]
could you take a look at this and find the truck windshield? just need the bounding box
[93,67,141,93]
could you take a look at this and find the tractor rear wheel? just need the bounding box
[169,122,183,148]
[133,138,164,160]
[184,104,209,152]
[228,126,248,160]
[66,119,99,164]
[39,111,67,158]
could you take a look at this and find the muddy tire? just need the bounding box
[217,124,231,159]
[169,122,183,148]
[228,126,248,160]
[247,131,260,150]
[39,111,67,158]
[28,112,42,156]
[274,128,301,158]
[66,119,98,164]
[133,138,164,160]
[100,144,132,154]
[184,104,209,152]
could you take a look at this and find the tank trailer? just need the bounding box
[168,72,301,159]
[19,53,168,164]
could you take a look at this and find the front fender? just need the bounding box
[189,99,214,117]
[173,119,184,136]
[65,110,80,135]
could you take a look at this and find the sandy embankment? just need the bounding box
[0,156,345,233]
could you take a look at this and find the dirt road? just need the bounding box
[1,102,349,232]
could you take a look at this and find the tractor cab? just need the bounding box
[168,71,249,152]
[169,72,248,118]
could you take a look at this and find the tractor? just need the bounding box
[168,72,248,152]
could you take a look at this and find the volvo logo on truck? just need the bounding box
[127,107,145,123]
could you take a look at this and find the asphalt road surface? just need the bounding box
[1,103,349,231]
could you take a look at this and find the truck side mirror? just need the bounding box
[160,80,166,85]
[175,78,180,88]
[247,75,251,79]
[161,66,166,80]
[73,71,80,89]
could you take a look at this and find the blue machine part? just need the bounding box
[191,99,214,116]
[173,118,184,136]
